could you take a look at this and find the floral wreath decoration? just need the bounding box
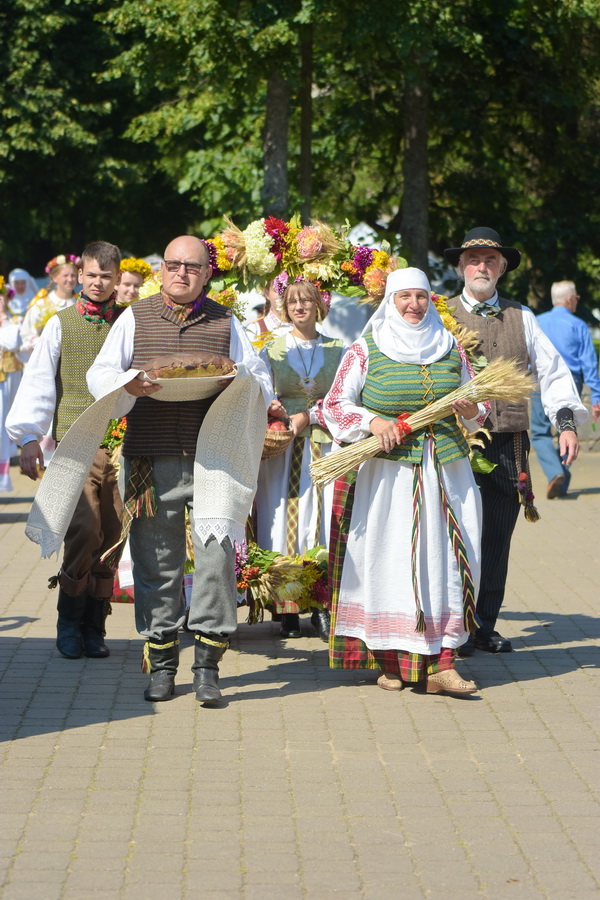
[203,215,408,329]
[120,257,153,281]
[135,221,408,331]
[45,254,81,275]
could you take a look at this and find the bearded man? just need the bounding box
[444,227,587,654]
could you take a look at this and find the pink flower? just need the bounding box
[297,227,323,258]
[363,268,387,296]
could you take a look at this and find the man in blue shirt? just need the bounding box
[531,281,600,497]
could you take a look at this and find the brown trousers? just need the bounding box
[59,448,122,598]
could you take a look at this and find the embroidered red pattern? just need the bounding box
[325,342,367,431]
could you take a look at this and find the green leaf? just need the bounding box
[470,451,497,475]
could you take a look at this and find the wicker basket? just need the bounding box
[262,423,295,460]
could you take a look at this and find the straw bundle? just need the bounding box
[221,216,247,269]
[310,357,534,487]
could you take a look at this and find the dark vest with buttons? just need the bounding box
[123,292,232,457]
[449,296,530,432]
[361,332,469,465]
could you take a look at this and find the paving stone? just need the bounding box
[1,457,600,898]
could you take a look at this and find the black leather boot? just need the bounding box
[280,613,301,638]
[192,634,228,705]
[56,589,85,659]
[310,608,331,642]
[143,637,179,701]
[81,596,111,658]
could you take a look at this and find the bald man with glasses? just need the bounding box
[88,235,278,704]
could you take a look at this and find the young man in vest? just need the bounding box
[87,235,275,704]
[7,241,123,659]
[443,227,586,654]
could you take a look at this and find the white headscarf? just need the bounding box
[361,267,454,364]
[8,268,38,315]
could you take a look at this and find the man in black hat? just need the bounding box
[444,227,586,654]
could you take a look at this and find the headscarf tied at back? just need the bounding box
[361,267,454,365]
[8,268,38,315]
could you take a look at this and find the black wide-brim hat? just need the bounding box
[444,227,521,272]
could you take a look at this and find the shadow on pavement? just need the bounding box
[2,614,596,736]
[0,495,35,504]
[0,512,30,524]
[500,609,600,641]
[0,616,39,632]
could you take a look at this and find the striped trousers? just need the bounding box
[474,430,528,632]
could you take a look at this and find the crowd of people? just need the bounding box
[0,226,594,704]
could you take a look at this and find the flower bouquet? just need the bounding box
[310,357,534,487]
[236,541,329,625]
[207,215,407,306]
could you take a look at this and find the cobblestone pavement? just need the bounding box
[1,453,598,900]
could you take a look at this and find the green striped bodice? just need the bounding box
[361,331,469,465]
[267,335,344,442]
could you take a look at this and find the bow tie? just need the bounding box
[472,302,501,317]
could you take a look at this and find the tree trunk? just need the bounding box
[299,24,313,224]
[399,64,430,273]
[262,72,289,219]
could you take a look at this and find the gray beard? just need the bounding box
[466,277,497,301]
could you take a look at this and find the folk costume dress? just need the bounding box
[256,333,344,613]
[0,275,35,491]
[245,308,291,344]
[323,270,485,682]
[0,304,25,492]
[20,289,76,356]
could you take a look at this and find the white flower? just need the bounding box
[244,219,276,276]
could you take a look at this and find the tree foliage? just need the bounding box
[1,0,599,310]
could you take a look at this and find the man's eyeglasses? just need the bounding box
[286,299,316,308]
[163,259,207,275]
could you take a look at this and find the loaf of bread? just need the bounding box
[144,351,236,380]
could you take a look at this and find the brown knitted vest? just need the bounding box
[450,295,529,432]
[123,293,232,457]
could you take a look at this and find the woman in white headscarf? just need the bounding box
[323,268,486,696]
[8,268,38,317]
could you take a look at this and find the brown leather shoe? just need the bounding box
[377,672,403,691]
[547,474,565,499]
[425,668,477,695]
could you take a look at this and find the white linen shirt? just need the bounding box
[87,305,273,415]
[460,292,587,427]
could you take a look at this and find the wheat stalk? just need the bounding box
[310,357,534,487]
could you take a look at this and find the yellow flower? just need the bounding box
[138,272,162,299]
[371,250,389,269]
